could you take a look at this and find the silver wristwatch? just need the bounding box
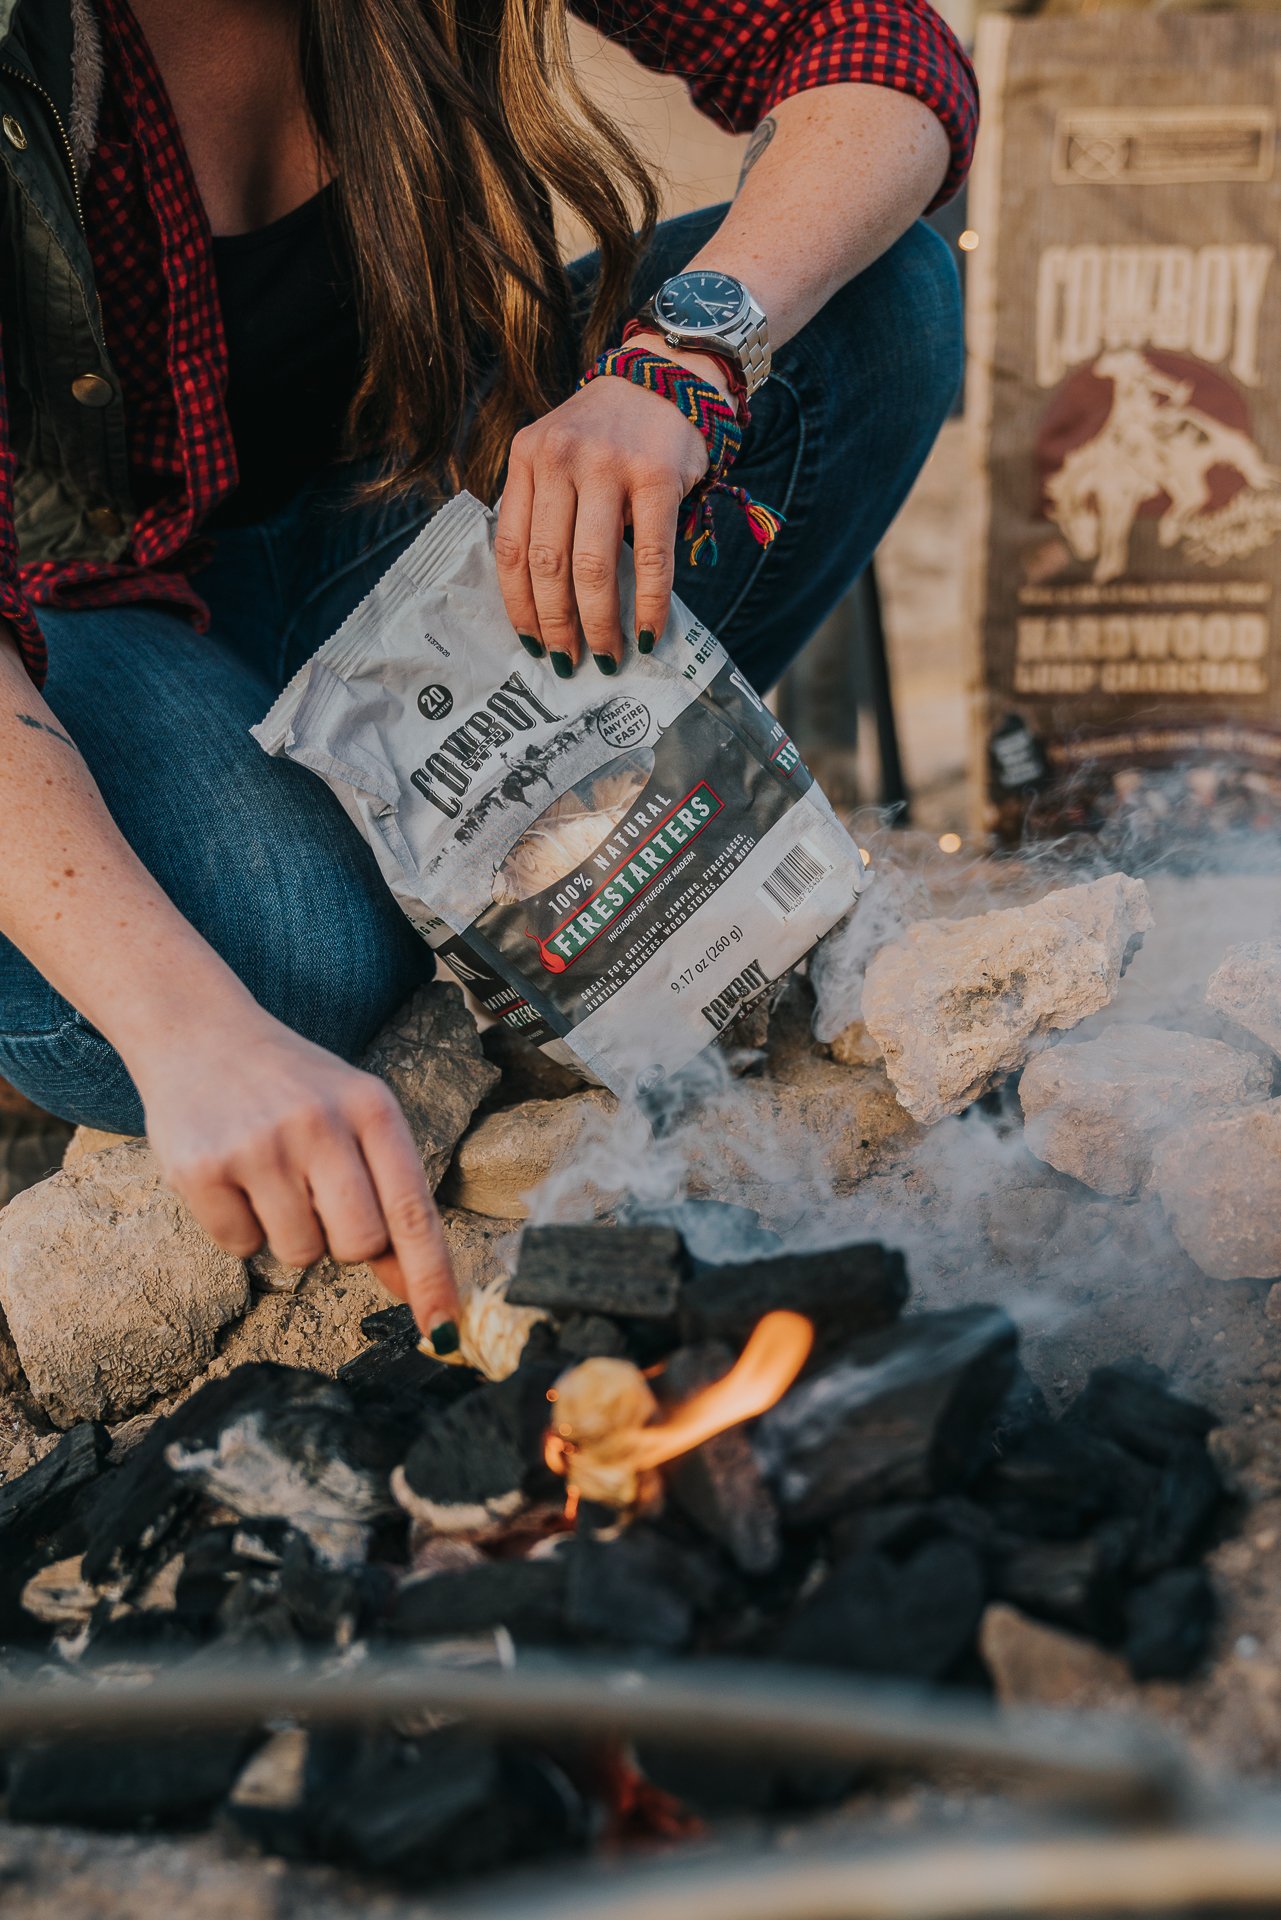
[635,269,771,398]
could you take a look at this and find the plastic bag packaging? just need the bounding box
[253,492,866,1096]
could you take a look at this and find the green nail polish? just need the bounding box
[550,651,574,679]
[518,633,544,658]
[428,1319,459,1356]
[638,629,656,654]
[592,652,618,675]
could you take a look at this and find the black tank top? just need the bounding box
[209,182,362,526]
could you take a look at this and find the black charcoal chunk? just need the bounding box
[7,1729,259,1828]
[359,1303,419,1347]
[554,1314,628,1361]
[1125,1567,1215,1679]
[161,1367,397,1570]
[279,1531,393,1642]
[337,1339,469,1424]
[1131,1443,1223,1579]
[773,1539,985,1683]
[398,1365,559,1519]
[993,1521,1134,1637]
[759,1307,1018,1524]
[565,1527,713,1651]
[389,1556,567,1643]
[300,1728,584,1881]
[658,1344,780,1575]
[1065,1363,1216,1467]
[509,1225,686,1320]
[0,1422,111,1547]
[680,1243,908,1357]
[974,1423,1153,1541]
[81,1366,381,1593]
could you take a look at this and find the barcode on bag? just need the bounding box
[757,838,831,920]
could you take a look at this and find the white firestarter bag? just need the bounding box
[253,492,865,1096]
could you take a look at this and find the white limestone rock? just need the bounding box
[0,1141,248,1425]
[862,874,1154,1125]
[1207,941,1281,1060]
[1020,1022,1271,1197]
[1151,1099,1281,1281]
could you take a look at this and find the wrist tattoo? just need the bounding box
[16,711,75,749]
[737,115,776,189]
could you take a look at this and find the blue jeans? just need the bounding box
[0,212,961,1131]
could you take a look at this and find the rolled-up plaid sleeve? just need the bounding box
[0,325,46,685]
[573,0,977,207]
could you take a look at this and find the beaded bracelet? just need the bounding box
[577,345,784,568]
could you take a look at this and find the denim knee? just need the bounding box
[0,995,146,1134]
[829,220,964,438]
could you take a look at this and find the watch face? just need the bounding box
[654,270,748,334]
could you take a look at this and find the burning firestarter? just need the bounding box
[0,1214,1225,1886]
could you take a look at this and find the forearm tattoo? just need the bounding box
[16,712,75,750]
[737,115,776,189]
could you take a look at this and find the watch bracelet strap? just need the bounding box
[578,346,785,568]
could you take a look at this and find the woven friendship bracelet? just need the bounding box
[577,346,784,569]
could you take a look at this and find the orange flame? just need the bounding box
[544,1311,812,1510]
[631,1310,813,1470]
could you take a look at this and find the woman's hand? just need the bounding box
[494,339,729,674]
[134,1008,458,1337]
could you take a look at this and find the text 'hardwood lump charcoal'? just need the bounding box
[254,492,865,1094]
[970,14,1281,846]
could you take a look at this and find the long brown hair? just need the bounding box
[299,0,659,503]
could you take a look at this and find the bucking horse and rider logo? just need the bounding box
[1036,346,1281,582]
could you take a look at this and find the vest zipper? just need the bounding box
[0,63,85,230]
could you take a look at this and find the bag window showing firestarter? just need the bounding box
[255,492,865,1095]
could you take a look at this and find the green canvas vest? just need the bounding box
[0,0,135,569]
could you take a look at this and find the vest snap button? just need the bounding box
[2,115,27,151]
[86,505,124,538]
[71,373,114,408]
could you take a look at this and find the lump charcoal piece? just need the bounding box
[389,1556,567,1643]
[0,1421,111,1547]
[359,1302,419,1347]
[163,1367,397,1570]
[993,1521,1134,1638]
[774,1539,986,1683]
[679,1243,908,1357]
[658,1344,780,1575]
[395,1364,560,1530]
[759,1306,1018,1524]
[300,1727,584,1882]
[554,1313,628,1361]
[1125,1567,1216,1680]
[7,1728,259,1828]
[1065,1363,1216,1467]
[337,1339,471,1426]
[81,1365,357,1593]
[1131,1443,1224,1579]
[278,1530,393,1644]
[974,1422,1154,1541]
[827,1501,941,1563]
[509,1225,686,1320]
[564,1526,716,1651]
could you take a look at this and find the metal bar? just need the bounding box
[435,1829,1281,1920]
[856,562,911,817]
[0,1652,1186,1821]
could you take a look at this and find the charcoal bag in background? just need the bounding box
[253,492,865,1095]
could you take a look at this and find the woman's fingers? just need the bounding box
[527,453,582,676]
[306,1140,390,1268]
[243,1166,329,1271]
[630,476,683,650]
[356,1096,458,1335]
[494,449,544,657]
[179,1173,265,1261]
[573,483,627,670]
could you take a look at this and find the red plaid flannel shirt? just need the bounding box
[0,0,977,685]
